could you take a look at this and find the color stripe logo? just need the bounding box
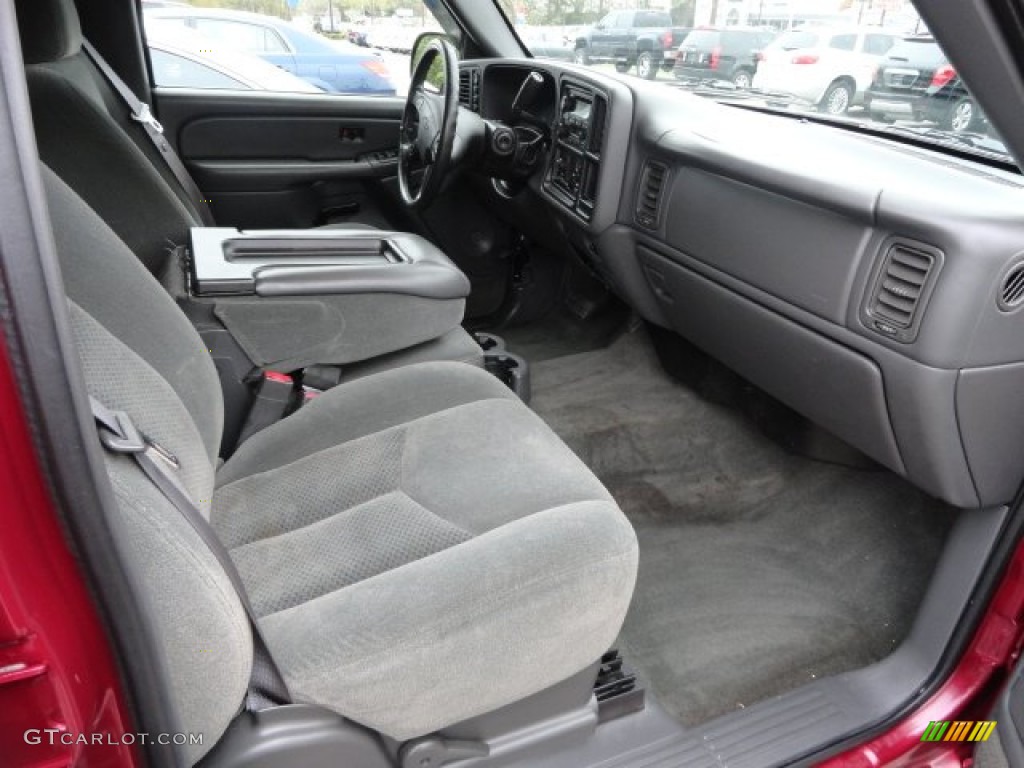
[920,721,996,742]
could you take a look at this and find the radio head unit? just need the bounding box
[546,82,607,221]
[557,90,593,149]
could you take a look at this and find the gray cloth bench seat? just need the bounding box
[44,164,638,765]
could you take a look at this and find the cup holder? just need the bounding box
[484,351,530,402]
[473,332,529,401]
[473,332,506,353]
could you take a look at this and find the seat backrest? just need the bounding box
[42,163,249,765]
[15,0,205,273]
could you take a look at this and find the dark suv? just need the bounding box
[573,9,689,79]
[673,27,776,88]
[865,36,985,132]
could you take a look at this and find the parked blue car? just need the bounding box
[144,8,396,95]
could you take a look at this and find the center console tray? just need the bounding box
[190,227,469,300]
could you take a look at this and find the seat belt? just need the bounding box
[80,40,215,227]
[89,396,290,710]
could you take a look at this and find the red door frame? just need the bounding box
[0,333,138,768]
[822,536,1024,766]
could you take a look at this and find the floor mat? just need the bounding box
[528,327,956,726]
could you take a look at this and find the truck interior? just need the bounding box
[4,0,1024,767]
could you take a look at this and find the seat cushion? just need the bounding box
[339,327,484,384]
[214,361,638,739]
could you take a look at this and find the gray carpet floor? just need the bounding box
[527,327,956,727]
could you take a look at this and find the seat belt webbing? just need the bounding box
[81,40,215,226]
[89,396,289,709]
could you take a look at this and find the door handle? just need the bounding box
[338,126,365,142]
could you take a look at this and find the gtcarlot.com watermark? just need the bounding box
[25,729,203,747]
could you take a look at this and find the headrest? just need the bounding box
[15,0,83,65]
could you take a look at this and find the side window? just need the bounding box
[613,12,630,27]
[828,34,857,51]
[635,12,664,28]
[149,16,190,31]
[722,32,743,52]
[192,19,269,53]
[863,34,895,55]
[598,12,617,28]
[263,29,289,54]
[149,48,247,89]
[142,2,463,98]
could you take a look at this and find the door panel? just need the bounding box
[179,116,400,161]
[154,89,405,229]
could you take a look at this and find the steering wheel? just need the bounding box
[399,37,460,209]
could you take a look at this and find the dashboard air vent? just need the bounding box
[458,68,480,112]
[589,94,607,155]
[635,161,668,230]
[863,240,941,343]
[998,261,1024,311]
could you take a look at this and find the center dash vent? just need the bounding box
[458,68,480,112]
[635,161,668,230]
[862,240,942,343]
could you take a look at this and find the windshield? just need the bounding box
[635,12,670,28]
[887,38,945,67]
[501,1,1013,166]
[682,30,721,47]
[141,0,460,98]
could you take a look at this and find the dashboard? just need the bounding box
[459,58,1024,510]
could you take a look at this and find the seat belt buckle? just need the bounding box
[236,372,298,446]
[131,103,164,135]
[298,365,342,403]
[263,371,301,408]
[97,408,148,454]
